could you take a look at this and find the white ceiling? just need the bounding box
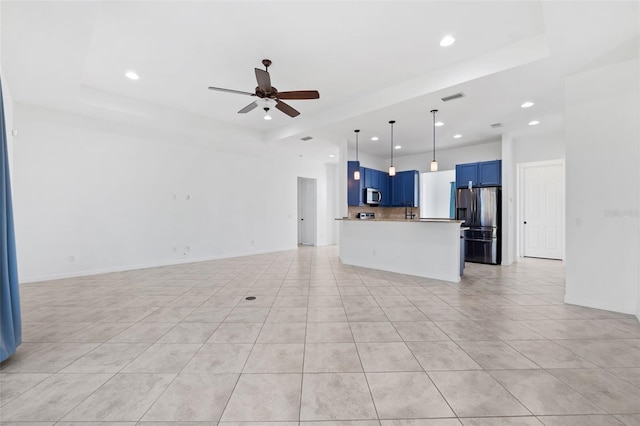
[2,1,638,163]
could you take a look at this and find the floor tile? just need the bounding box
[183,307,232,322]
[221,373,302,421]
[606,367,640,387]
[243,343,304,373]
[392,321,451,341]
[456,340,539,370]
[0,342,99,373]
[432,321,499,341]
[548,368,640,414]
[381,307,429,321]
[489,370,605,415]
[554,339,640,367]
[0,373,51,406]
[207,322,263,343]
[350,322,402,342]
[267,307,308,322]
[367,371,454,418]
[306,322,354,343]
[142,373,238,421]
[157,322,220,343]
[183,343,253,373]
[616,414,640,425]
[304,343,363,373]
[257,322,306,343]
[63,322,133,342]
[407,341,481,371]
[121,343,201,373]
[538,415,625,425]
[61,373,174,421]
[109,322,175,343]
[345,306,389,322]
[307,307,348,322]
[356,342,422,372]
[461,418,543,425]
[428,371,530,417]
[380,420,462,426]
[0,373,112,421]
[225,307,270,322]
[59,342,150,373]
[300,373,377,420]
[505,340,597,369]
[140,306,196,322]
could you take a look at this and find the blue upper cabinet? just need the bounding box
[378,170,390,206]
[391,170,419,206]
[347,161,363,206]
[456,160,502,188]
[478,160,501,186]
[363,167,378,190]
[456,163,478,189]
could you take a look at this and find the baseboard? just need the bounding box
[19,245,298,283]
[564,294,636,316]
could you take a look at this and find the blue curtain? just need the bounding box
[449,182,456,219]
[0,77,21,362]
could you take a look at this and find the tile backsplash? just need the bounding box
[348,206,421,220]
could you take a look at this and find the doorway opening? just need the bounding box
[517,159,565,260]
[298,177,317,246]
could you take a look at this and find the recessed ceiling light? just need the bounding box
[435,121,444,127]
[329,154,335,158]
[528,120,540,126]
[521,101,534,108]
[394,145,402,150]
[125,71,139,80]
[371,136,379,141]
[440,35,455,47]
[454,134,462,139]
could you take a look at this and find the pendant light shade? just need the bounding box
[388,120,396,176]
[353,129,361,181]
[430,109,438,172]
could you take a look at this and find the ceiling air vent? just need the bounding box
[441,92,465,102]
[490,123,503,129]
[300,136,313,141]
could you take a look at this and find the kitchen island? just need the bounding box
[338,218,465,282]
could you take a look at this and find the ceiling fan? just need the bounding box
[208,59,320,118]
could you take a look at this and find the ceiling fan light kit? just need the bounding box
[208,59,320,118]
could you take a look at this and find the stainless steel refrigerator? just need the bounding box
[456,187,501,265]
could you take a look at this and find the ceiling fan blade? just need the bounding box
[277,90,320,100]
[255,68,272,92]
[275,100,300,117]
[208,86,255,96]
[238,101,258,114]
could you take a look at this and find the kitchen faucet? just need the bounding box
[404,202,415,220]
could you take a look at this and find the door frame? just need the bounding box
[516,159,565,260]
[297,177,317,246]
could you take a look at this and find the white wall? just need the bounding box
[420,170,455,219]
[393,140,502,173]
[12,103,338,282]
[513,130,565,164]
[565,59,639,315]
[501,133,515,266]
[346,148,388,171]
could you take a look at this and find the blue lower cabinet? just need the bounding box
[347,161,363,206]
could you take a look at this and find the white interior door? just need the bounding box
[298,177,317,246]
[521,161,564,259]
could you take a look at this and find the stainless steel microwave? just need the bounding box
[365,188,382,205]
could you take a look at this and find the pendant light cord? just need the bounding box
[389,120,395,167]
[431,109,438,161]
[355,129,359,162]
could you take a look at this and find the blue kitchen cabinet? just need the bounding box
[478,160,501,186]
[347,161,364,206]
[378,170,390,206]
[363,167,378,189]
[456,160,502,188]
[391,170,419,206]
[456,163,478,189]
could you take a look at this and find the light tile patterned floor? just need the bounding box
[1,245,640,425]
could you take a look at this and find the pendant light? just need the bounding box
[430,109,438,172]
[353,129,361,181]
[388,120,396,176]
